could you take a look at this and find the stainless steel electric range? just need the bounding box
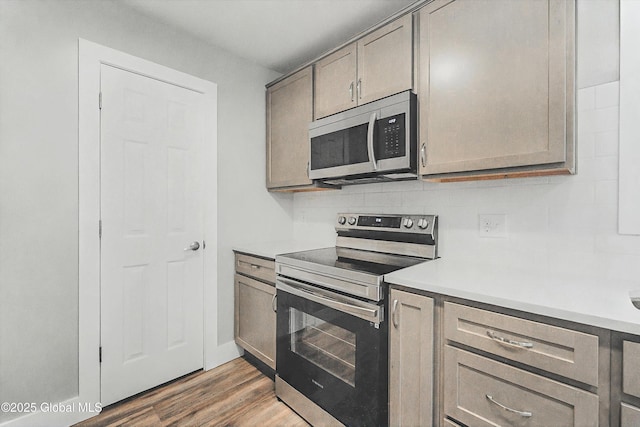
[275,213,438,427]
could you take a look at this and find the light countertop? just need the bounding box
[233,240,328,260]
[235,240,640,335]
[385,256,640,335]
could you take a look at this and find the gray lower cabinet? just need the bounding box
[388,289,434,427]
[385,293,615,427]
[234,252,276,369]
[442,301,602,427]
[612,335,640,426]
[416,0,575,180]
[443,301,605,427]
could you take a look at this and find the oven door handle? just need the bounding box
[277,278,382,325]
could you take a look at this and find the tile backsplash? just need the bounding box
[293,81,640,284]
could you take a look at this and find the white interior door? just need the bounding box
[100,64,205,406]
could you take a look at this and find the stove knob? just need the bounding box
[338,216,346,225]
[417,218,430,229]
[403,218,414,228]
[348,216,357,225]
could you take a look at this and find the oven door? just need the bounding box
[276,277,387,427]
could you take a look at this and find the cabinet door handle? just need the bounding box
[357,78,362,100]
[392,299,399,328]
[486,395,532,418]
[420,143,426,168]
[271,294,277,313]
[349,82,354,102]
[487,330,533,349]
[306,161,310,178]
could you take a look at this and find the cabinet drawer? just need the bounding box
[235,253,275,284]
[623,340,640,398]
[621,403,640,427]
[444,346,598,427]
[444,302,599,386]
[443,418,463,427]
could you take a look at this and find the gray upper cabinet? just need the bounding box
[417,0,575,178]
[357,14,413,105]
[266,67,313,190]
[314,44,358,120]
[314,14,413,120]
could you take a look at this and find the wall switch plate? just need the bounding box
[479,214,507,238]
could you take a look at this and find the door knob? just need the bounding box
[184,241,200,251]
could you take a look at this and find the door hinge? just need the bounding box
[99,220,102,239]
[99,347,102,363]
[99,92,102,110]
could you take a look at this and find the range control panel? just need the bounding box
[336,213,437,234]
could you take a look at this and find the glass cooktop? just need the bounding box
[278,247,427,278]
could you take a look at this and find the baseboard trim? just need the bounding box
[205,340,243,370]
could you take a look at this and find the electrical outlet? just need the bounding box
[479,214,507,238]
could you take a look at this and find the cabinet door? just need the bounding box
[234,274,276,369]
[622,403,640,427]
[314,44,357,119]
[623,340,640,398]
[358,13,413,105]
[389,289,434,427]
[266,67,313,189]
[418,0,574,175]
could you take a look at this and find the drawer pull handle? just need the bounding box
[487,330,533,349]
[486,394,532,418]
[250,264,260,269]
[392,299,399,328]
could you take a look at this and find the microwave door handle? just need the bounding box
[367,111,378,171]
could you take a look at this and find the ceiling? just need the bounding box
[118,0,418,74]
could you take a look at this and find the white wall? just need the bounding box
[0,0,288,423]
[293,0,636,283]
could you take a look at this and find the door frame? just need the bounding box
[78,39,218,416]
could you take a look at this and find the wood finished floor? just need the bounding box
[74,357,309,427]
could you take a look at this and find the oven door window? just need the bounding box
[290,308,356,387]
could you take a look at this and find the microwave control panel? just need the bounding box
[378,113,406,159]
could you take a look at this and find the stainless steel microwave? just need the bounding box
[308,90,417,185]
